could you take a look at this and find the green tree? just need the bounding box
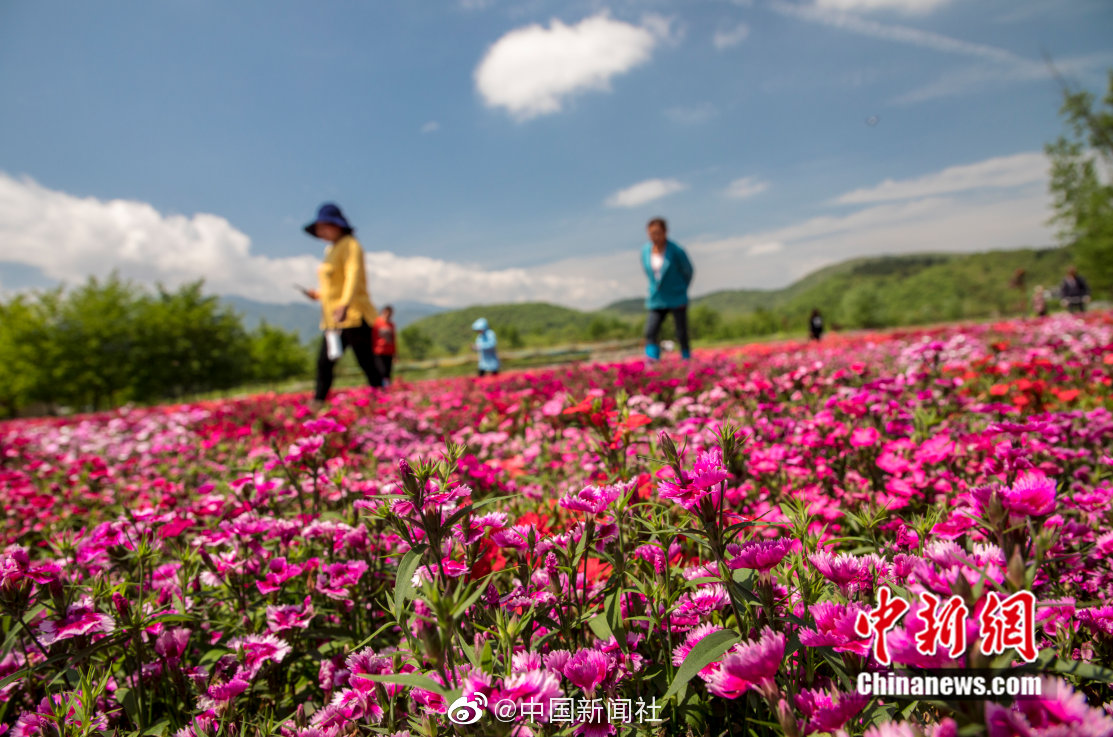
[45,274,141,410]
[502,324,524,349]
[400,325,433,360]
[248,322,309,384]
[1046,69,1113,297]
[688,305,722,341]
[0,296,47,417]
[132,282,252,400]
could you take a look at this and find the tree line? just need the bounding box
[0,275,307,417]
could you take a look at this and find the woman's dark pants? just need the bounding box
[315,321,383,401]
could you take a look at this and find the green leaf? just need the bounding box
[587,614,614,642]
[1032,650,1113,682]
[394,550,423,617]
[354,672,447,696]
[662,629,740,701]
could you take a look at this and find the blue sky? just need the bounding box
[0,0,1110,309]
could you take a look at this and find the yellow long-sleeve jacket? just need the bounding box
[317,235,377,330]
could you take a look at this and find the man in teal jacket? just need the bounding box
[641,217,694,361]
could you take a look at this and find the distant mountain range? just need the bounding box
[223,245,1077,351]
[222,296,447,343]
[399,245,1075,357]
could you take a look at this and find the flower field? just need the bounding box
[2,314,1113,737]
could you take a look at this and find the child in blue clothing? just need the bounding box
[471,318,500,376]
[641,217,694,361]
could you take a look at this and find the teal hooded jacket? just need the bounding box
[642,240,694,310]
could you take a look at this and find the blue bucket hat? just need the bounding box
[471,318,489,331]
[304,203,354,236]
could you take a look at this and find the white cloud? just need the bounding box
[769,1,1023,64]
[420,121,440,133]
[0,173,623,309]
[605,178,687,208]
[893,52,1113,104]
[664,103,716,124]
[474,14,662,120]
[555,154,1056,301]
[724,176,770,200]
[814,0,952,13]
[713,23,750,49]
[747,241,784,256]
[833,152,1048,204]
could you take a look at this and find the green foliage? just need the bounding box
[0,275,307,416]
[1046,69,1113,297]
[398,325,433,360]
[248,321,310,384]
[0,296,47,418]
[403,303,633,358]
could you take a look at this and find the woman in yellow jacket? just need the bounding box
[301,203,383,403]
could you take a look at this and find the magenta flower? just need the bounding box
[316,560,368,600]
[730,539,793,571]
[850,427,880,447]
[795,687,868,735]
[658,449,732,510]
[207,673,251,702]
[809,551,868,589]
[228,633,292,678]
[492,524,535,551]
[499,668,563,719]
[1001,472,1057,517]
[412,559,469,585]
[704,628,785,699]
[267,596,315,634]
[562,649,608,693]
[986,678,1113,737]
[799,601,870,655]
[154,627,191,659]
[559,483,624,515]
[38,598,115,646]
[672,624,724,672]
[256,556,305,594]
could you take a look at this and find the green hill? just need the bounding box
[398,302,632,358]
[399,246,1078,358]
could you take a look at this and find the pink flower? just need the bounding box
[1001,473,1057,517]
[795,687,868,735]
[809,551,868,589]
[850,427,880,448]
[559,483,624,515]
[38,599,115,646]
[730,539,793,571]
[703,628,785,699]
[316,560,368,600]
[154,627,191,659]
[412,560,469,585]
[228,634,292,678]
[798,601,870,656]
[492,524,535,551]
[500,668,563,719]
[562,649,608,693]
[986,678,1113,737]
[207,672,251,702]
[267,596,315,633]
[672,624,724,673]
[658,449,731,510]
